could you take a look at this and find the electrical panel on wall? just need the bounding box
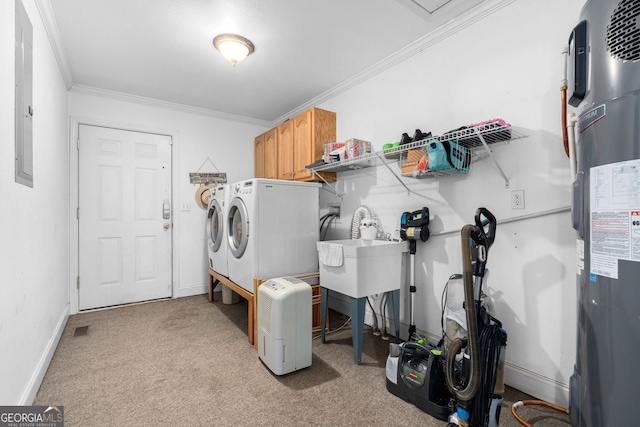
[15,0,33,187]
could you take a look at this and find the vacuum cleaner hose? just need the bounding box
[445,224,481,401]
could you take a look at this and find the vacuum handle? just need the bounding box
[402,207,430,227]
[474,207,496,248]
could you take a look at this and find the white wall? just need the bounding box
[315,0,584,406]
[0,0,70,404]
[67,90,268,311]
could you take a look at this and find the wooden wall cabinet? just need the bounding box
[277,120,294,180]
[255,107,336,182]
[254,133,265,178]
[254,128,277,179]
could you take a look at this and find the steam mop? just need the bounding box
[386,208,452,420]
[444,208,507,427]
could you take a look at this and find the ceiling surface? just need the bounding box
[48,0,484,124]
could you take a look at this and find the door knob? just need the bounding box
[163,223,170,229]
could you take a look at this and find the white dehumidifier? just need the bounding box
[257,277,312,375]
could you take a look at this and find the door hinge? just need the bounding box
[76,138,80,150]
[77,276,80,289]
[76,207,80,219]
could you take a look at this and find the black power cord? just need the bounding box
[319,213,339,241]
[471,319,505,426]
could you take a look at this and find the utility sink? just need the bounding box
[317,239,408,298]
[317,239,408,364]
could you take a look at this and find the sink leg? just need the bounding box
[391,289,400,344]
[350,296,366,365]
[321,287,329,344]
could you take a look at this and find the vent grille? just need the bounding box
[73,326,89,337]
[259,293,273,334]
[607,0,640,61]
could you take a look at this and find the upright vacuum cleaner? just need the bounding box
[386,208,453,421]
[444,208,508,427]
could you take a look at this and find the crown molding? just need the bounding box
[70,85,272,127]
[35,0,73,90]
[271,0,516,126]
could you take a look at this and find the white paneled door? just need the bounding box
[78,125,172,310]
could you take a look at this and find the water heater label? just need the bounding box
[590,159,640,279]
[578,104,606,133]
[577,239,584,274]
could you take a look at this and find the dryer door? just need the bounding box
[207,199,224,252]
[228,198,249,258]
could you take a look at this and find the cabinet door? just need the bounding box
[277,120,294,180]
[264,128,278,179]
[254,133,265,178]
[293,109,314,181]
[293,108,336,182]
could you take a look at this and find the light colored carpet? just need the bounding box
[35,294,570,426]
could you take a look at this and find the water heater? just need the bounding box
[257,277,312,375]
[569,1,640,425]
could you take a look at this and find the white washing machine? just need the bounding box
[206,183,230,277]
[227,179,320,292]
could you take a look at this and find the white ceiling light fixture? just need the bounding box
[213,33,255,65]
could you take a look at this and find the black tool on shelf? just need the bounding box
[401,132,413,145]
[413,129,432,142]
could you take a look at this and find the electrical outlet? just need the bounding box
[511,190,525,209]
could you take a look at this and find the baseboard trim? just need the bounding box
[505,363,569,408]
[21,303,69,405]
[327,294,569,407]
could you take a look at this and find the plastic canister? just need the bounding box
[222,285,240,304]
[360,218,378,240]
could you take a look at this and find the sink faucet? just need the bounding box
[373,224,391,241]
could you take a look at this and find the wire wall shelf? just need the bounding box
[307,123,528,195]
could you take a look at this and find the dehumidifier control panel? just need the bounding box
[262,281,287,293]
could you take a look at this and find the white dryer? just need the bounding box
[226,179,320,292]
[206,183,230,277]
